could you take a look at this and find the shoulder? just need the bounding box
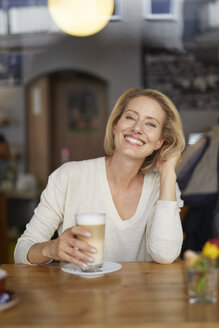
[49,157,104,183]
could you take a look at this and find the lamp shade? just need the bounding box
[48,0,114,37]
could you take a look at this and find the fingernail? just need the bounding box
[82,263,87,269]
[84,232,91,237]
[88,257,94,263]
[90,248,96,253]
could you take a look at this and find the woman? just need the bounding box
[14,88,185,268]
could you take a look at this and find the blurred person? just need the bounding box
[14,88,185,268]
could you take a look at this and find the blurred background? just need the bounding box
[0,0,219,263]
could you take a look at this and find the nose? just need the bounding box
[132,119,143,134]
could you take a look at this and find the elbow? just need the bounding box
[14,239,35,265]
[147,238,182,264]
[14,242,25,264]
[14,244,21,264]
[151,252,180,264]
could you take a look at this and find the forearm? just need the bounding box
[159,169,177,201]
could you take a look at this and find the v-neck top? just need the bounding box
[15,157,184,265]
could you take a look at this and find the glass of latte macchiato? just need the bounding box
[75,213,106,272]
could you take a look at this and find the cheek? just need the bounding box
[150,131,163,147]
[147,130,161,141]
[155,135,164,150]
[155,128,163,140]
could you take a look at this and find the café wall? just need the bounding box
[1,0,149,172]
[23,34,142,112]
[2,35,142,172]
[0,0,218,174]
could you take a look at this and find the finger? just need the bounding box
[60,251,88,270]
[73,238,96,253]
[59,227,94,252]
[56,241,88,267]
[64,246,95,269]
[58,237,96,262]
[71,246,95,265]
[71,225,92,238]
[64,228,97,254]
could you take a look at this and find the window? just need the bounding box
[111,0,122,20]
[0,0,57,35]
[0,54,22,85]
[144,0,177,20]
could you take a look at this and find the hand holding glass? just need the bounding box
[75,213,106,272]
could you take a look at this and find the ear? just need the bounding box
[154,137,164,151]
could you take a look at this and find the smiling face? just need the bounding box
[113,96,165,162]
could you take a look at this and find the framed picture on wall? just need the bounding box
[67,89,99,133]
[144,0,177,20]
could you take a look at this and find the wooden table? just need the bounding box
[0,261,219,328]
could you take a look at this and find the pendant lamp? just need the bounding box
[48,0,114,37]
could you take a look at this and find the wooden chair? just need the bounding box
[0,192,8,264]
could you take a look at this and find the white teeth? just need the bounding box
[125,136,144,146]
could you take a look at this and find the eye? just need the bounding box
[145,122,156,128]
[126,115,135,121]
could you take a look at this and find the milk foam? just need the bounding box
[0,269,7,279]
[75,213,106,225]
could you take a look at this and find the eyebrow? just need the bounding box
[124,109,162,125]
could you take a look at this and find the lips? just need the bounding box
[124,135,145,146]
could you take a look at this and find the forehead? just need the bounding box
[125,96,165,117]
[126,95,159,108]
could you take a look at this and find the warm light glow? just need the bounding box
[48,0,114,37]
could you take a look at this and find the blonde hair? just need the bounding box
[104,88,185,174]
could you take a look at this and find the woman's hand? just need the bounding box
[54,226,96,269]
[48,226,96,269]
[27,226,96,269]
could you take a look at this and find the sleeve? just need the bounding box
[14,164,69,264]
[146,183,183,264]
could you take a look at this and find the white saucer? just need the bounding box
[0,290,19,311]
[61,261,122,278]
